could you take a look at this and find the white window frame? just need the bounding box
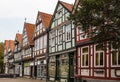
[79,30,87,40]
[40,37,43,49]
[58,28,63,44]
[51,31,55,46]
[81,46,89,67]
[43,34,47,48]
[36,39,39,50]
[66,24,71,42]
[94,44,104,67]
[111,47,120,67]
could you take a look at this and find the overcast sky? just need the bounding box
[0,0,75,42]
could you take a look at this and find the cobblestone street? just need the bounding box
[0,78,46,82]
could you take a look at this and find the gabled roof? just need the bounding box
[39,12,52,29]
[4,40,9,51]
[9,40,14,52]
[16,33,22,44]
[49,1,73,30]
[59,1,73,12]
[24,22,35,45]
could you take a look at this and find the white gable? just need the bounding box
[51,3,70,29]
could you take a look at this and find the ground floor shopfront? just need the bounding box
[23,61,37,78]
[8,68,14,74]
[14,62,23,77]
[48,50,76,82]
[76,42,120,82]
[36,57,46,79]
[5,64,9,74]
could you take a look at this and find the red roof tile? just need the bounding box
[9,40,14,52]
[16,33,22,44]
[25,23,35,45]
[39,12,52,28]
[60,1,73,12]
[4,40,9,51]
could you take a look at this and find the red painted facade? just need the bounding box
[75,27,120,81]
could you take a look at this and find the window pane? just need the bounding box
[96,53,99,65]
[86,54,88,66]
[100,52,103,65]
[66,24,71,42]
[112,51,117,65]
[96,45,102,51]
[58,29,63,44]
[118,53,120,65]
[82,55,84,66]
[83,48,88,53]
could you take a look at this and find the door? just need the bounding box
[30,66,33,78]
[34,66,37,77]
[55,55,60,81]
[69,52,75,82]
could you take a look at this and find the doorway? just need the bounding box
[69,52,75,82]
[55,55,60,81]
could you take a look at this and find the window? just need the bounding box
[58,29,63,44]
[40,37,43,49]
[43,35,47,48]
[35,40,37,51]
[51,22,55,28]
[64,12,69,21]
[60,54,68,77]
[23,38,28,46]
[58,17,62,25]
[49,56,56,76]
[66,24,71,42]
[36,39,39,50]
[81,47,89,67]
[95,45,104,66]
[80,30,87,40]
[56,10,62,19]
[51,31,55,46]
[111,48,120,66]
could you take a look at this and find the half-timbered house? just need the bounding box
[48,1,76,82]
[33,11,52,79]
[21,22,35,78]
[4,40,9,74]
[73,0,120,82]
[8,40,15,74]
[14,33,23,76]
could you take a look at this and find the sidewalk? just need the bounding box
[0,78,46,82]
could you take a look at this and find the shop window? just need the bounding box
[60,54,68,77]
[95,45,104,67]
[81,47,89,67]
[49,56,56,77]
